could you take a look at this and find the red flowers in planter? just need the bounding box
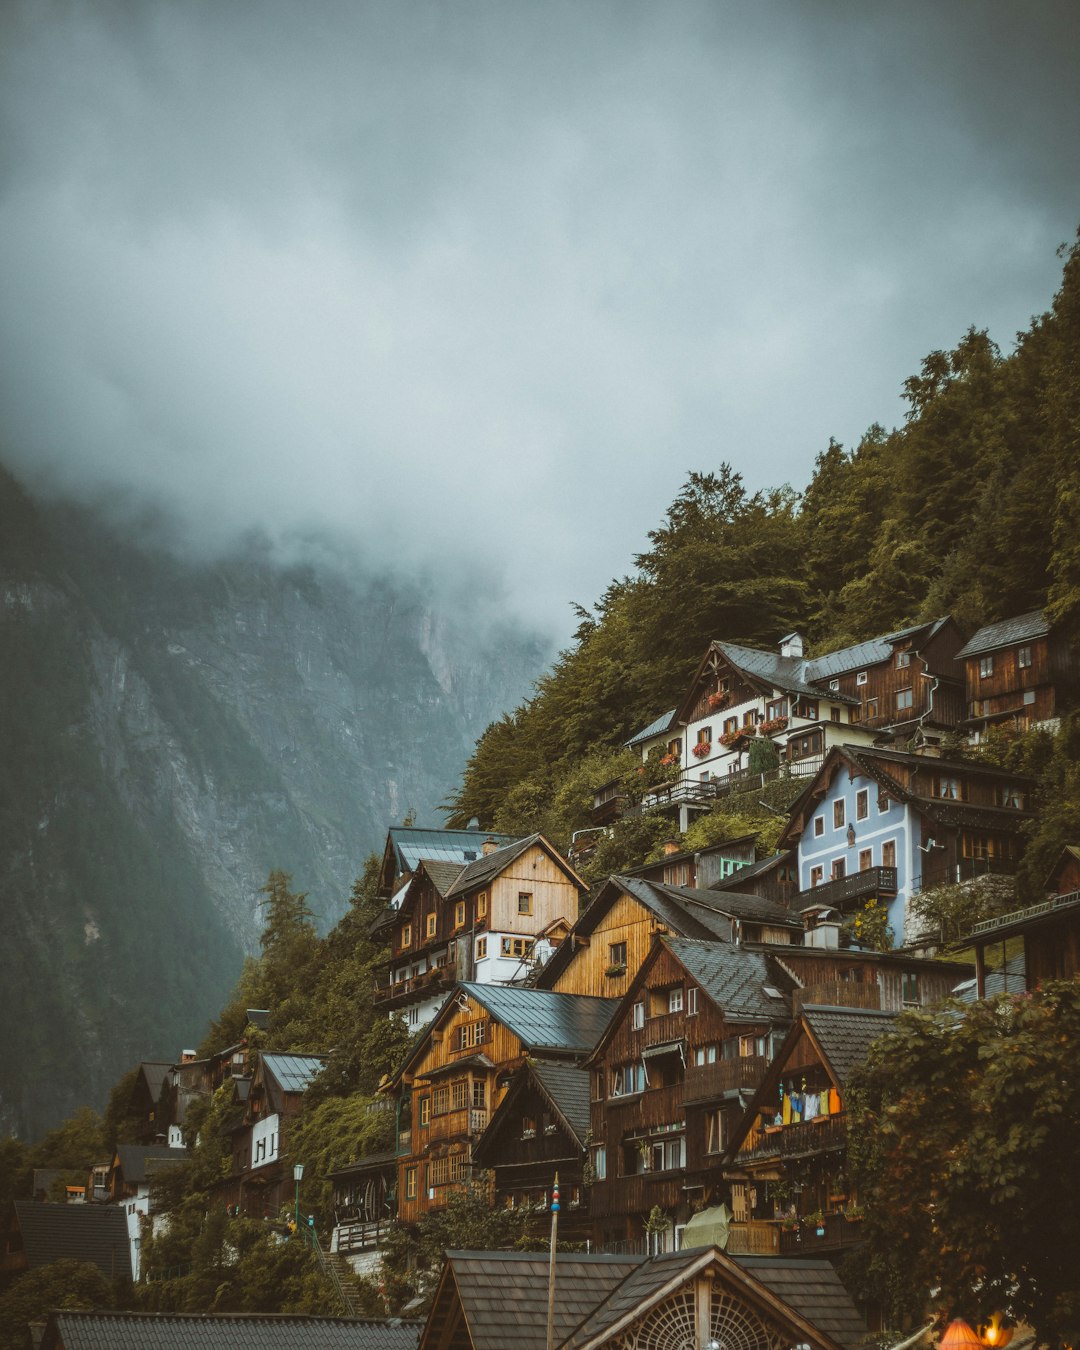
[691,741,712,759]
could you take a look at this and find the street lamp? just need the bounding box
[293,1164,304,1233]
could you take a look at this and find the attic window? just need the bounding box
[764,985,784,1000]
[856,671,868,686]
[829,679,839,691]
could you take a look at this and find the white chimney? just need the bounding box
[779,632,804,659]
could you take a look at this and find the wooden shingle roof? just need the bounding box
[11,1202,130,1280]
[41,1311,421,1350]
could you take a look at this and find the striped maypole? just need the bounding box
[546,1172,560,1350]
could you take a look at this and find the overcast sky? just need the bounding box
[2,1,1078,635]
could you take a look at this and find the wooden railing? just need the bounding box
[684,1056,767,1103]
[373,965,452,1006]
[334,1219,391,1253]
[799,866,897,911]
[641,1011,687,1049]
[741,1112,847,1161]
[725,1220,780,1255]
[792,982,881,1015]
[778,1212,865,1255]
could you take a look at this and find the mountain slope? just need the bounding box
[0,467,548,1138]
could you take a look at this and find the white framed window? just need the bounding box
[1018,645,1032,669]
[878,793,891,814]
[591,1146,606,1180]
[810,865,824,887]
[668,987,684,1013]
[896,650,911,667]
[686,987,698,1016]
[856,671,868,685]
[882,839,897,868]
[829,679,839,691]
[859,848,873,871]
[896,687,913,711]
[979,656,994,678]
[633,1001,645,1030]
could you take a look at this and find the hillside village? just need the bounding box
[5,606,1079,1350]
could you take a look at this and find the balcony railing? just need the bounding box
[971,889,1080,937]
[741,1112,847,1161]
[799,866,897,912]
[683,1056,768,1103]
[334,1219,391,1253]
[725,1219,780,1255]
[641,1011,687,1049]
[778,1212,866,1255]
[792,982,881,1015]
[373,965,452,1006]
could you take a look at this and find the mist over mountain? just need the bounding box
[0,464,550,1139]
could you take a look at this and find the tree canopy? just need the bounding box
[845,982,1080,1345]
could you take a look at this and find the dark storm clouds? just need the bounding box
[1,2,1077,631]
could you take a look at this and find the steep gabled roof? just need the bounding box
[473,1059,593,1167]
[11,1202,130,1280]
[664,936,791,1023]
[805,617,951,681]
[136,1061,172,1100]
[459,983,618,1054]
[382,827,519,882]
[956,609,1051,658]
[41,1311,422,1350]
[444,833,584,899]
[418,858,467,896]
[801,1005,897,1087]
[702,890,801,928]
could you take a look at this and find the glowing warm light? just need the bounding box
[940,1320,983,1350]
[979,1314,1013,1349]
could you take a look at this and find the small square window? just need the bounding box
[856,671,868,686]
[896,650,911,667]
[518,892,533,915]
[829,679,839,691]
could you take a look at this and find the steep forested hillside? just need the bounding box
[448,233,1080,864]
[0,474,548,1139]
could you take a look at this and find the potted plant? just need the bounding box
[692,741,712,759]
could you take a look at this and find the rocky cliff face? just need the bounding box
[0,467,549,1138]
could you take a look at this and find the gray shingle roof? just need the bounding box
[612,878,735,942]
[716,642,837,702]
[703,890,800,928]
[956,609,1050,659]
[802,1006,897,1086]
[261,1053,326,1095]
[736,1256,869,1350]
[664,937,790,1022]
[625,709,676,747]
[42,1312,421,1350]
[12,1202,130,1280]
[137,1062,173,1099]
[439,1251,641,1350]
[529,1060,592,1144]
[460,984,618,1054]
[417,858,466,896]
[444,833,580,899]
[114,1144,189,1183]
[709,853,791,892]
[565,1248,866,1350]
[804,618,947,681]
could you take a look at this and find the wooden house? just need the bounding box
[226,1052,325,1218]
[957,609,1077,741]
[371,835,585,1032]
[723,1006,897,1260]
[116,1062,172,1144]
[471,1059,593,1240]
[618,619,963,833]
[771,943,970,1016]
[386,983,617,1224]
[419,1245,867,1350]
[710,852,800,909]
[624,834,759,890]
[582,935,793,1254]
[779,744,1037,946]
[535,875,801,1002]
[966,845,1080,997]
[328,1148,397,1273]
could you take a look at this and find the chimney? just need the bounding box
[180,1049,197,1063]
[779,632,804,659]
[662,839,681,857]
[482,836,499,857]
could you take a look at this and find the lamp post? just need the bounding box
[293,1164,304,1233]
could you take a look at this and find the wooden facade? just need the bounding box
[822,619,964,736]
[545,888,674,1000]
[584,940,786,1250]
[958,612,1077,738]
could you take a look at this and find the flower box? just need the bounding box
[691,742,712,759]
[707,692,729,711]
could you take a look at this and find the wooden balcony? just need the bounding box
[426,1107,488,1145]
[792,983,881,1015]
[641,1011,687,1050]
[683,1056,768,1104]
[587,1169,685,1218]
[740,1112,847,1162]
[799,866,897,912]
[725,1219,780,1256]
[334,1219,392,1253]
[373,964,453,1008]
[778,1212,866,1255]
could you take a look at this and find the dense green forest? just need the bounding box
[447,231,1080,899]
